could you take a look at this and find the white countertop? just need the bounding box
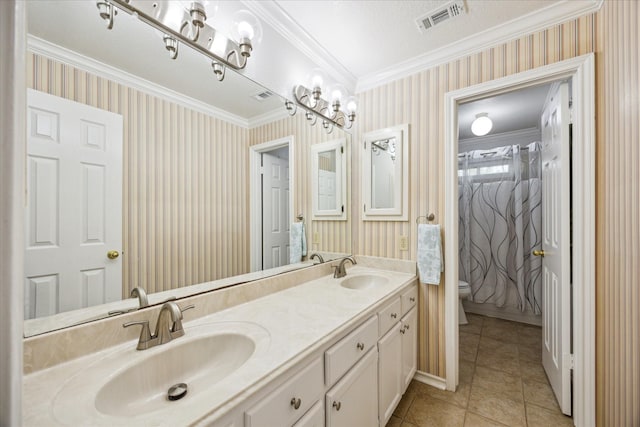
[23,265,416,426]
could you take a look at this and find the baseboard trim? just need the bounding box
[413,371,446,390]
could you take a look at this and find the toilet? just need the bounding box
[458,280,471,325]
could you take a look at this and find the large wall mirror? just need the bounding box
[24,1,351,337]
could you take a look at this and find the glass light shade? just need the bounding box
[329,84,347,105]
[471,113,493,136]
[346,96,358,113]
[309,68,326,91]
[231,10,263,44]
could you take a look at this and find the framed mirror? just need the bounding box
[311,138,347,220]
[23,1,352,337]
[362,124,409,221]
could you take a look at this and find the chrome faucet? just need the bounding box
[130,287,149,308]
[333,256,357,278]
[123,301,194,350]
[310,253,325,264]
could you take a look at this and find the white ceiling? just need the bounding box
[457,83,552,139]
[26,0,599,122]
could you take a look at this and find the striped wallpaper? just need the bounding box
[353,15,596,378]
[27,53,251,297]
[595,2,640,425]
[249,114,352,254]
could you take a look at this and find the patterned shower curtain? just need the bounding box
[458,142,542,314]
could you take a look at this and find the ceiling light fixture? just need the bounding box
[471,113,493,136]
[287,73,357,133]
[96,0,262,81]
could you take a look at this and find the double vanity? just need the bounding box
[23,257,418,427]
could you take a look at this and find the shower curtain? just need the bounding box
[458,142,542,315]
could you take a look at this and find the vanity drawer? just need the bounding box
[324,315,378,386]
[292,400,324,427]
[401,285,418,316]
[378,297,401,336]
[245,357,323,427]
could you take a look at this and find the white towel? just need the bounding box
[289,222,307,264]
[417,224,443,285]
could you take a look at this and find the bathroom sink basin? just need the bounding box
[95,332,255,417]
[52,322,270,425]
[341,274,389,290]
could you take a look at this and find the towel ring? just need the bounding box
[296,214,304,222]
[416,213,435,224]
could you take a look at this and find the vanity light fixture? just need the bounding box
[471,112,493,136]
[95,0,263,82]
[288,72,357,133]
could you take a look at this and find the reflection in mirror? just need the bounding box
[24,1,351,337]
[362,124,409,221]
[311,139,347,220]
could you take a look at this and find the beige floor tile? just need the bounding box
[459,314,484,335]
[401,422,419,427]
[523,378,560,411]
[394,389,415,418]
[406,393,467,427]
[460,331,480,362]
[519,358,548,383]
[475,347,521,376]
[525,402,573,427]
[478,336,519,356]
[517,324,542,345]
[425,381,471,409]
[472,366,523,402]
[463,412,509,427]
[460,360,476,385]
[481,321,520,344]
[386,415,404,427]
[467,384,526,427]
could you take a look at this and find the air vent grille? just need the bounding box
[416,1,466,33]
[251,90,273,101]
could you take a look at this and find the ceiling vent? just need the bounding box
[251,90,273,102]
[415,1,466,33]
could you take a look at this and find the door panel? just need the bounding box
[262,152,290,269]
[540,82,572,415]
[24,89,123,319]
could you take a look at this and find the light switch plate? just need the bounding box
[313,232,320,244]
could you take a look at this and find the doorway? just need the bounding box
[249,137,294,272]
[443,55,596,426]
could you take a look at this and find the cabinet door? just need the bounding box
[293,401,324,427]
[326,349,378,427]
[401,307,418,392]
[378,323,402,426]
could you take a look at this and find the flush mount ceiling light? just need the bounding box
[471,113,493,136]
[95,0,262,82]
[286,69,357,133]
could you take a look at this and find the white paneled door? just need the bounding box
[540,82,572,415]
[261,151,290,269]
[24,89,123,319]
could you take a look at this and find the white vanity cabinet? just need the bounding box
[292,401,324,427]
[325,349,378,427]
[244,357,324,427]
[378,322,403,426]
[400,306,418,392]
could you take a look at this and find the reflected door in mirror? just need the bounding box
[24,90,123,319]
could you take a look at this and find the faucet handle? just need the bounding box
[171,304,195,335]
[123,320,152,349]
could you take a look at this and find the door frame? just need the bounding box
[443,54,595,426]
[249,136,294,272]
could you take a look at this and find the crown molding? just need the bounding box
[356,0,604,93]
[27,35,250,128]
[247,107,291,129]
[241,0,357,91]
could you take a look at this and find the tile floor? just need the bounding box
[387,314,573,427]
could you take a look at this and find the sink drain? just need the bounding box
[167,383,188,401]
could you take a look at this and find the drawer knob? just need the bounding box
[333,401,342,411]
[356,342,365,351]
[404,324,410,330]
[290,397,302,410]
[391,313,397,319]
[409,297,416,302]
[400,328,406,334]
